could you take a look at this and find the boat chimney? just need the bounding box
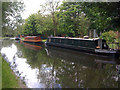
[84,36,89,39]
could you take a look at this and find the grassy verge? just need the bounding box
[42,39,47,43]
[0,55,1,89]
[0,54,25,88]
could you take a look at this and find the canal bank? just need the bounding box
[0,54,26,88]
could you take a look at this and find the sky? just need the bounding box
[21,0,63,19]
[21,0,46,19]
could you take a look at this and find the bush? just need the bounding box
[100,31,116,44]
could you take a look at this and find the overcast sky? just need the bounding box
[21,0,45,19]
[21,0,63,19]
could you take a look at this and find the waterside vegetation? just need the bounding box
[0,54,26,88]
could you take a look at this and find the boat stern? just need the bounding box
[95,49,120,58]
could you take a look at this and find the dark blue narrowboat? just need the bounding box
[45,36,120,58]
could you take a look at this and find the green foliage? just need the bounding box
[100,31,116,44]
[23,14,38,35]
[2,2,25,27]
[40,0,59,36]
[2,26,14,37]
[81,2,120,32]
[22,2,120,37]
[57,2,120,37]
[2,1,25,37]
[1,55,20,88]
[57,2,90,37]
[14,25,24,36]
[22,13,53,36]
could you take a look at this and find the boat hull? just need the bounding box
[46,42,96,53]
[95,49,120,58]
[23,40,43,44]
[46,42,119,59]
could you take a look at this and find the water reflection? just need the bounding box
[1,40,120,88]
[46,46,120,88]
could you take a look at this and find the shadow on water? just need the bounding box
[45,46,120,88]
[0,39,120,88]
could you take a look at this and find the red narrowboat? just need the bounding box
[23,36,43,44]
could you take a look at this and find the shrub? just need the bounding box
[100,30,116,44]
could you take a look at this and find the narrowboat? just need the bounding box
[23,36,43,44]
[45,36,120,58]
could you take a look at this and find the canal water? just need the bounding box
[0,39,120,88]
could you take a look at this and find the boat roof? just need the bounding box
[26,36,38,37]
[25,36,40,39]
[49,37,101,41]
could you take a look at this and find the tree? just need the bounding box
[57,2,90,37]
[2,1,25,36]
[81,2,120,34]
[22,12,53,36]
[2,26,14,37]
[2,1,24,28]
[23,14,38,35]
[40,0,60,36]
[14,24,24,36]
[35,12,53,34]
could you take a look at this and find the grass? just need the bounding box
[0,55,1,89]
[42,39,47,43]
[0,54,21,88]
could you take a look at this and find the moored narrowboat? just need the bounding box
[45,36,120,58]
[23,36,43,44]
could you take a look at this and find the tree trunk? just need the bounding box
[52,13,57,36]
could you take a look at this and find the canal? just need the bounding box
[1,39,120,88]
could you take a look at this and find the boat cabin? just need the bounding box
[23,36,42,43]
[47,37,108,49]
